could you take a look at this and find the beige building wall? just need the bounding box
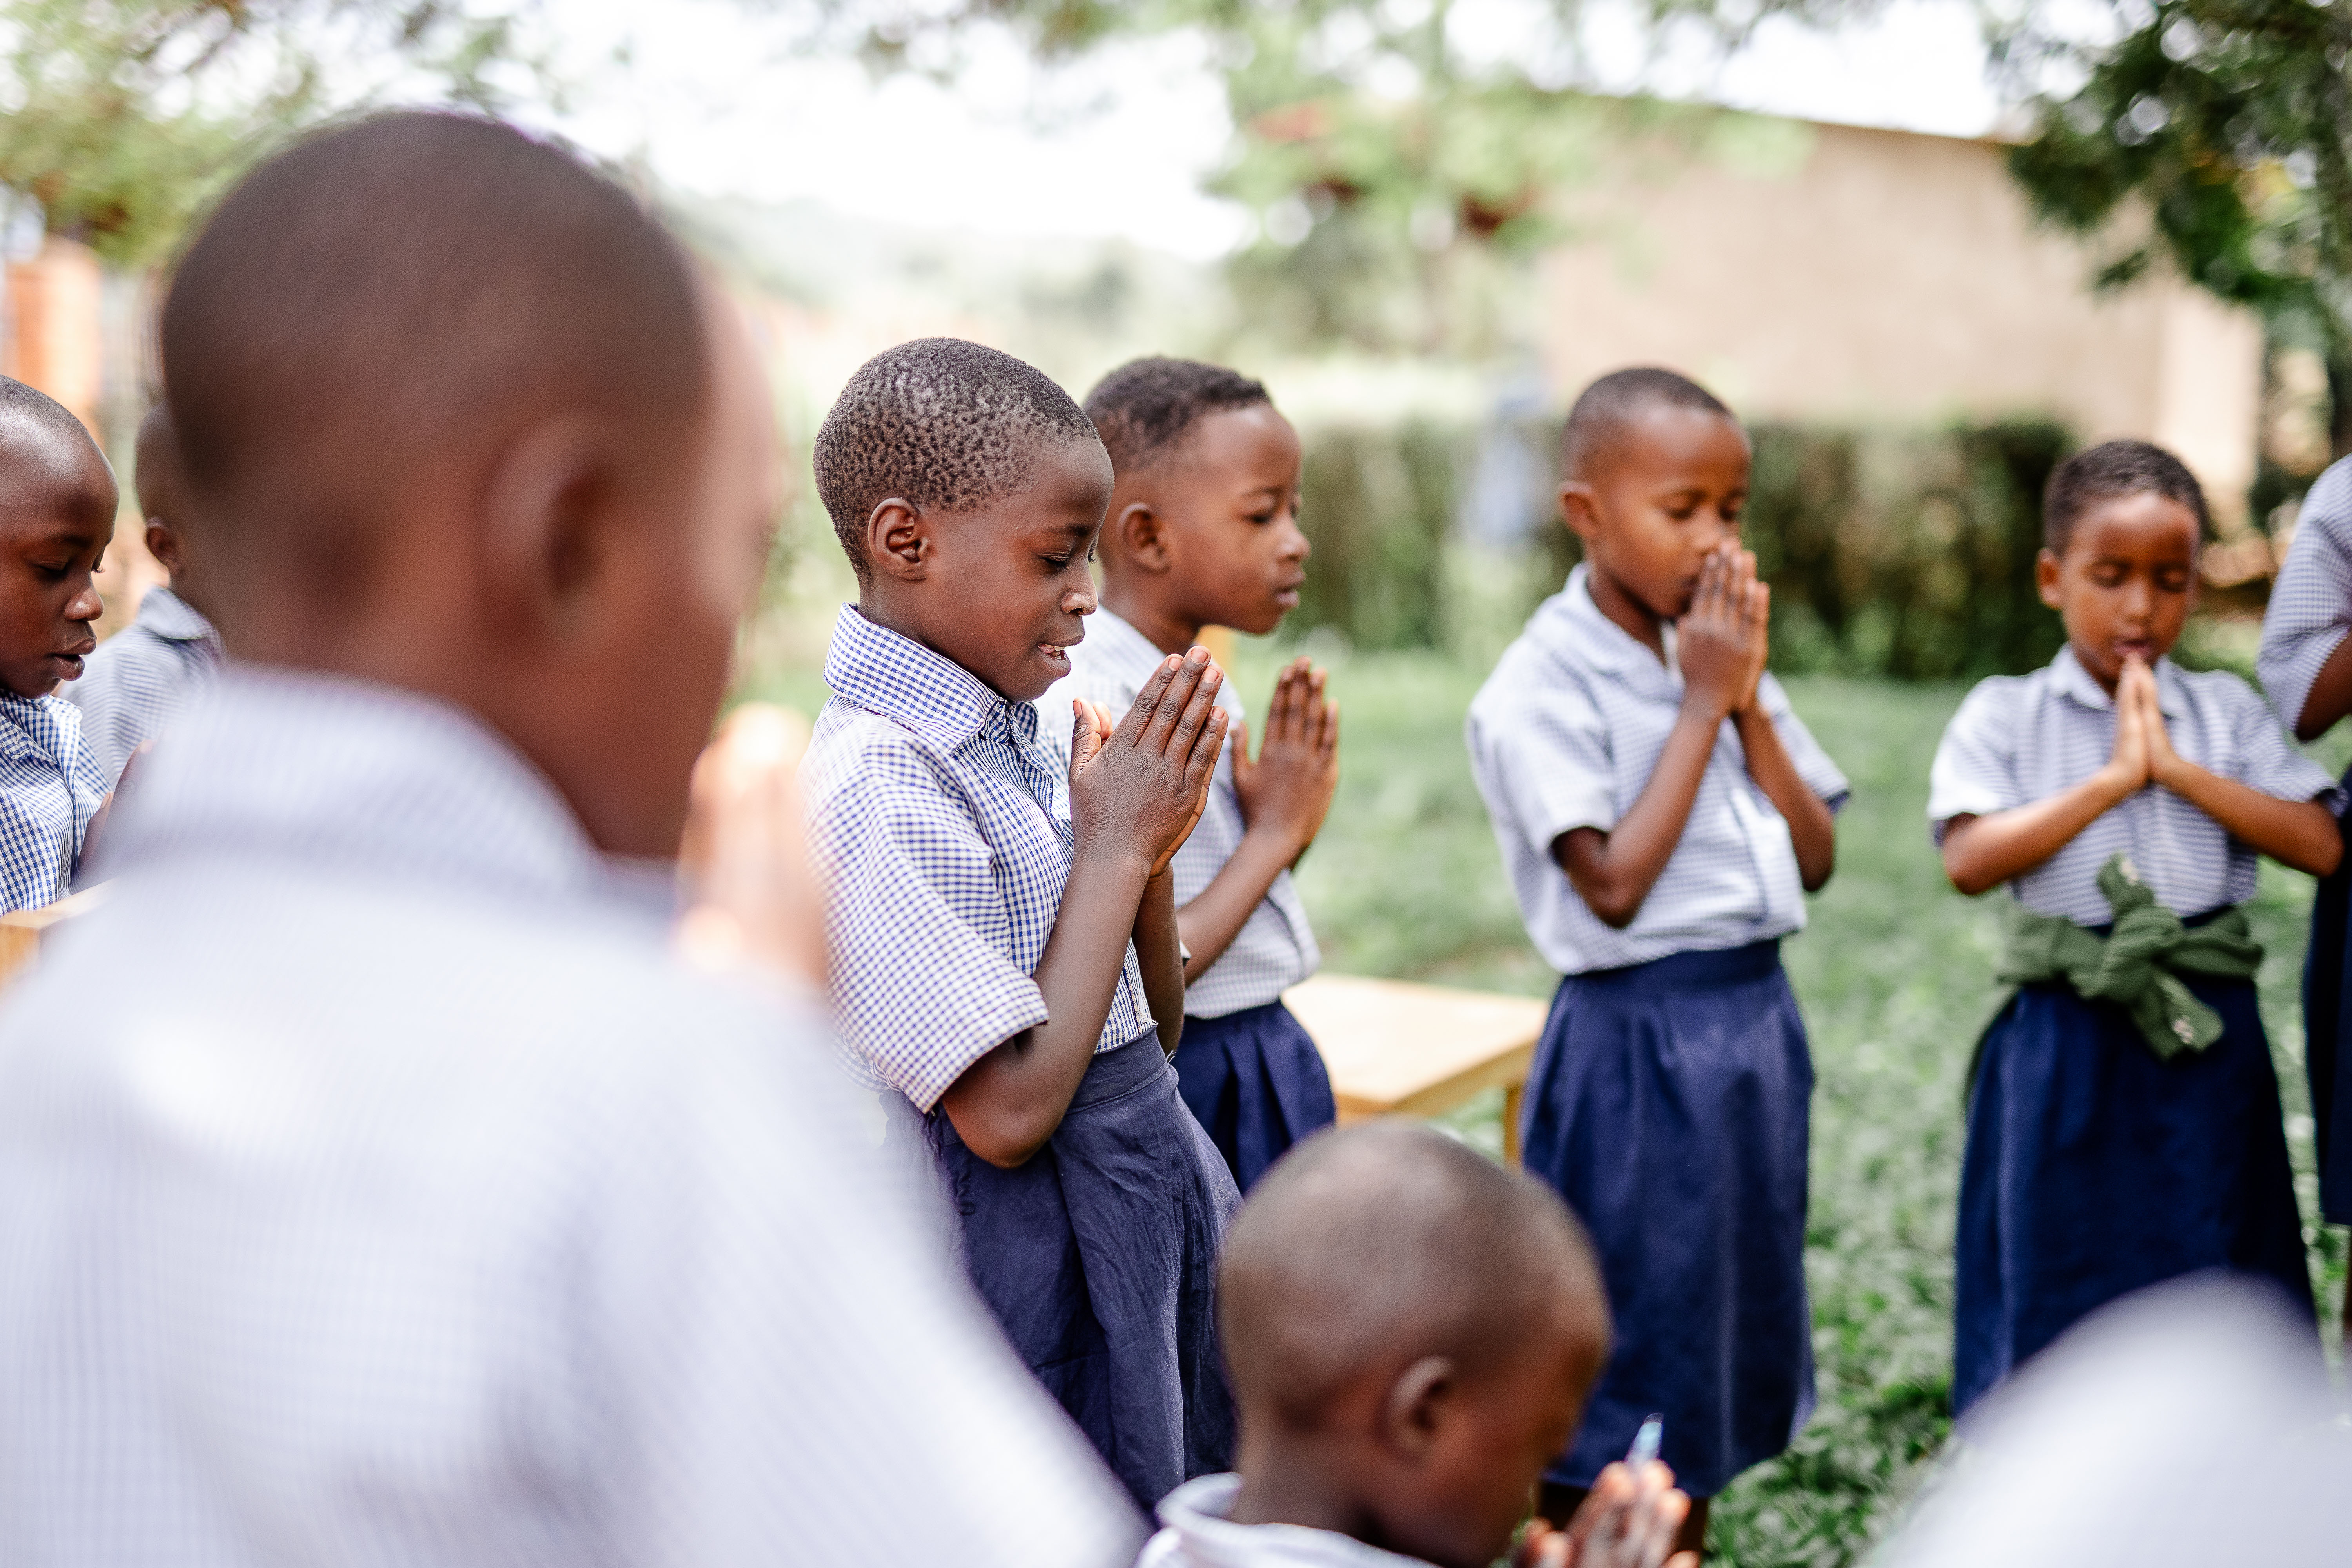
[1539,118,2265,524]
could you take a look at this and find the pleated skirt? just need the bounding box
[1955,973,2313,1416]
[1172,998,1338,1192]
[1522,938,1815,1499]
[927,1034,1242,1513]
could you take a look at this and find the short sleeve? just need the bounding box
[1927,680,2024,843]
[1467,666,1618,849]
[2225,677,2345,816]
[0,758,67,914]
[2258,459,2352,736]
[810,749,1050,1111]
[1756,674,1851,812]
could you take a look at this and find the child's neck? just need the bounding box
[1098,579,1204,660]
[1583,561,1668,662]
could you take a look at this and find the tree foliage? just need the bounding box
[0,1,539,266]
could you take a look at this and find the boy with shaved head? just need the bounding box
[804,336,1239,1512]
[0,116,1137,1565]
[1144,1122,1695,1568]
[1468,367,1848,1546]
[0,376,113,910]
[67,401,226,785]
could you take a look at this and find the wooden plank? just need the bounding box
[1283,973,1547,1159]
[0,883,110,992]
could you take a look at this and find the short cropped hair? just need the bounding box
[0,376,100,457]
[813,338,1098,580]
[162,112,705,602]
[1220,1122,1604,1431]
[134,403,182,524]
[2043,439,2211,555]
[1083,356,1270,475]
[1560,366,1733,479]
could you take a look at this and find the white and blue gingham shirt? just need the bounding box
[2259,457,2352,737]
[0,666,1141,1568]
[1929,647,2341,926]
[1036,609,1319,1019]
[1466,565,1851,976]
[806,605,1157,1112]
[1138,1474,1429,1568]
[0,690,106,913]
[65,585,223,786]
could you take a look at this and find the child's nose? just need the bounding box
[66,585,103,623]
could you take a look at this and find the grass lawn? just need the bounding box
[743,630,2349,1566]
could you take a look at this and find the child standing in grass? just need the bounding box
[1040,358,1339,1191]
[1932,440,2338,1413]
[1466,368,1848,1552]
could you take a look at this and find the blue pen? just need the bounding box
[1626,1413,1664,1472]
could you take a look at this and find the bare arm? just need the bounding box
[1944,667,2147,895]
[2136,659,2343,877]
[2295,634,2352,742]
[1551,546,1758,929]
[1178,659,1339,981]
[940,654,1226,1169]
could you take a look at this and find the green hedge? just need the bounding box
[1289,417,2074,680]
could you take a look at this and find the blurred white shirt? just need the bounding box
[0,666,1141,1568]
[1875,1277,2351,1568]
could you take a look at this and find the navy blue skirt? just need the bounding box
[1173,999,1337,1191]
[1522,939,1814,1499]
[926,1034,1242,1513]
[1954,970,2314,1416]
[2303,775,2352,1222]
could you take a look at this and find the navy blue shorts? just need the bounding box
[1173,998,1337,1192]
[1522,939,1814,1499]
[927,1034,1241,1512]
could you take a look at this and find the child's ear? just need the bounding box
[1558,482,1602,546]
[1378,1355,1455,1463]
[2035,546,2063,611]
[866,498,928,582]
[476,409,617,639]
[1118,501,1171,574]
[145,521,185,579]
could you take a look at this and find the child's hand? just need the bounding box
[676,703,827,986]
[1069,648,1228,879]
[1517,1461,1695,1568]
[1735,569,1770,715]
[1233,656,1340,861]
[2124,657,2184,789]
[2102,658,2153,795]
[1676,545,1764,722]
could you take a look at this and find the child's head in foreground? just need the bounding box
[160,111,778,858]
[0,377,114,701]
[1557,367,1747,626]
[1083,356,1307,637]
[813,338,1112,703]
[1219,1122,1611,1568]
[2036,439,2208,692]
[134,401,216,618]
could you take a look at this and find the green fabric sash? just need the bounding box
[1994,853,2263,1060]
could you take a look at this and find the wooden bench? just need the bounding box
[0,884,109,991]
[1282,973,1549,1164]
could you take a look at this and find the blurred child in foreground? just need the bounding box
[0,376,112,911]
[1466,368,1847,1548]
[1040,356,1339,1190]
[1142,1122,1694,1568]
[802,337,1238,1513]
[1930,439,2337,1413]
[67,401,225,786]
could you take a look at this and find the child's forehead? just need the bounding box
[0,421,115,515]
[1602,402,1748,473]
[2067,490,2201,555]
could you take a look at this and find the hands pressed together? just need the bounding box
[2098,655,2178,799]
[1070,646,1229,877]
[1676,544,1770,724]
[676,702,828,986]
[1234,655,1339,864]
[1516,1460,1697,1568]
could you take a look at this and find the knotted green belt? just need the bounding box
[1993,853,2262,1060]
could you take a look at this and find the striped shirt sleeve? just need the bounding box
[2259,459,2352,736]
[1927,677,2024,841]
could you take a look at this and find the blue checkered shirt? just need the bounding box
[1466,565,1851,976]
[65,585,223,786]
[805,605,1156,1112]
[0,691,106,913]
[1929,647,2342,926]
[0,666,1142,1567]
[2259,457,2352,736]
[1036,608,1320,1019]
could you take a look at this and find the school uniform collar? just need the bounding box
[2048,644,2186,720]
[103,664,648,913]
[137,586,222,650]
[0,691,75,769]
[1547,564,1680,697]
[1079,604,1172,678]
[823,603,1041,753]
[1152,1474,1438,1568]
